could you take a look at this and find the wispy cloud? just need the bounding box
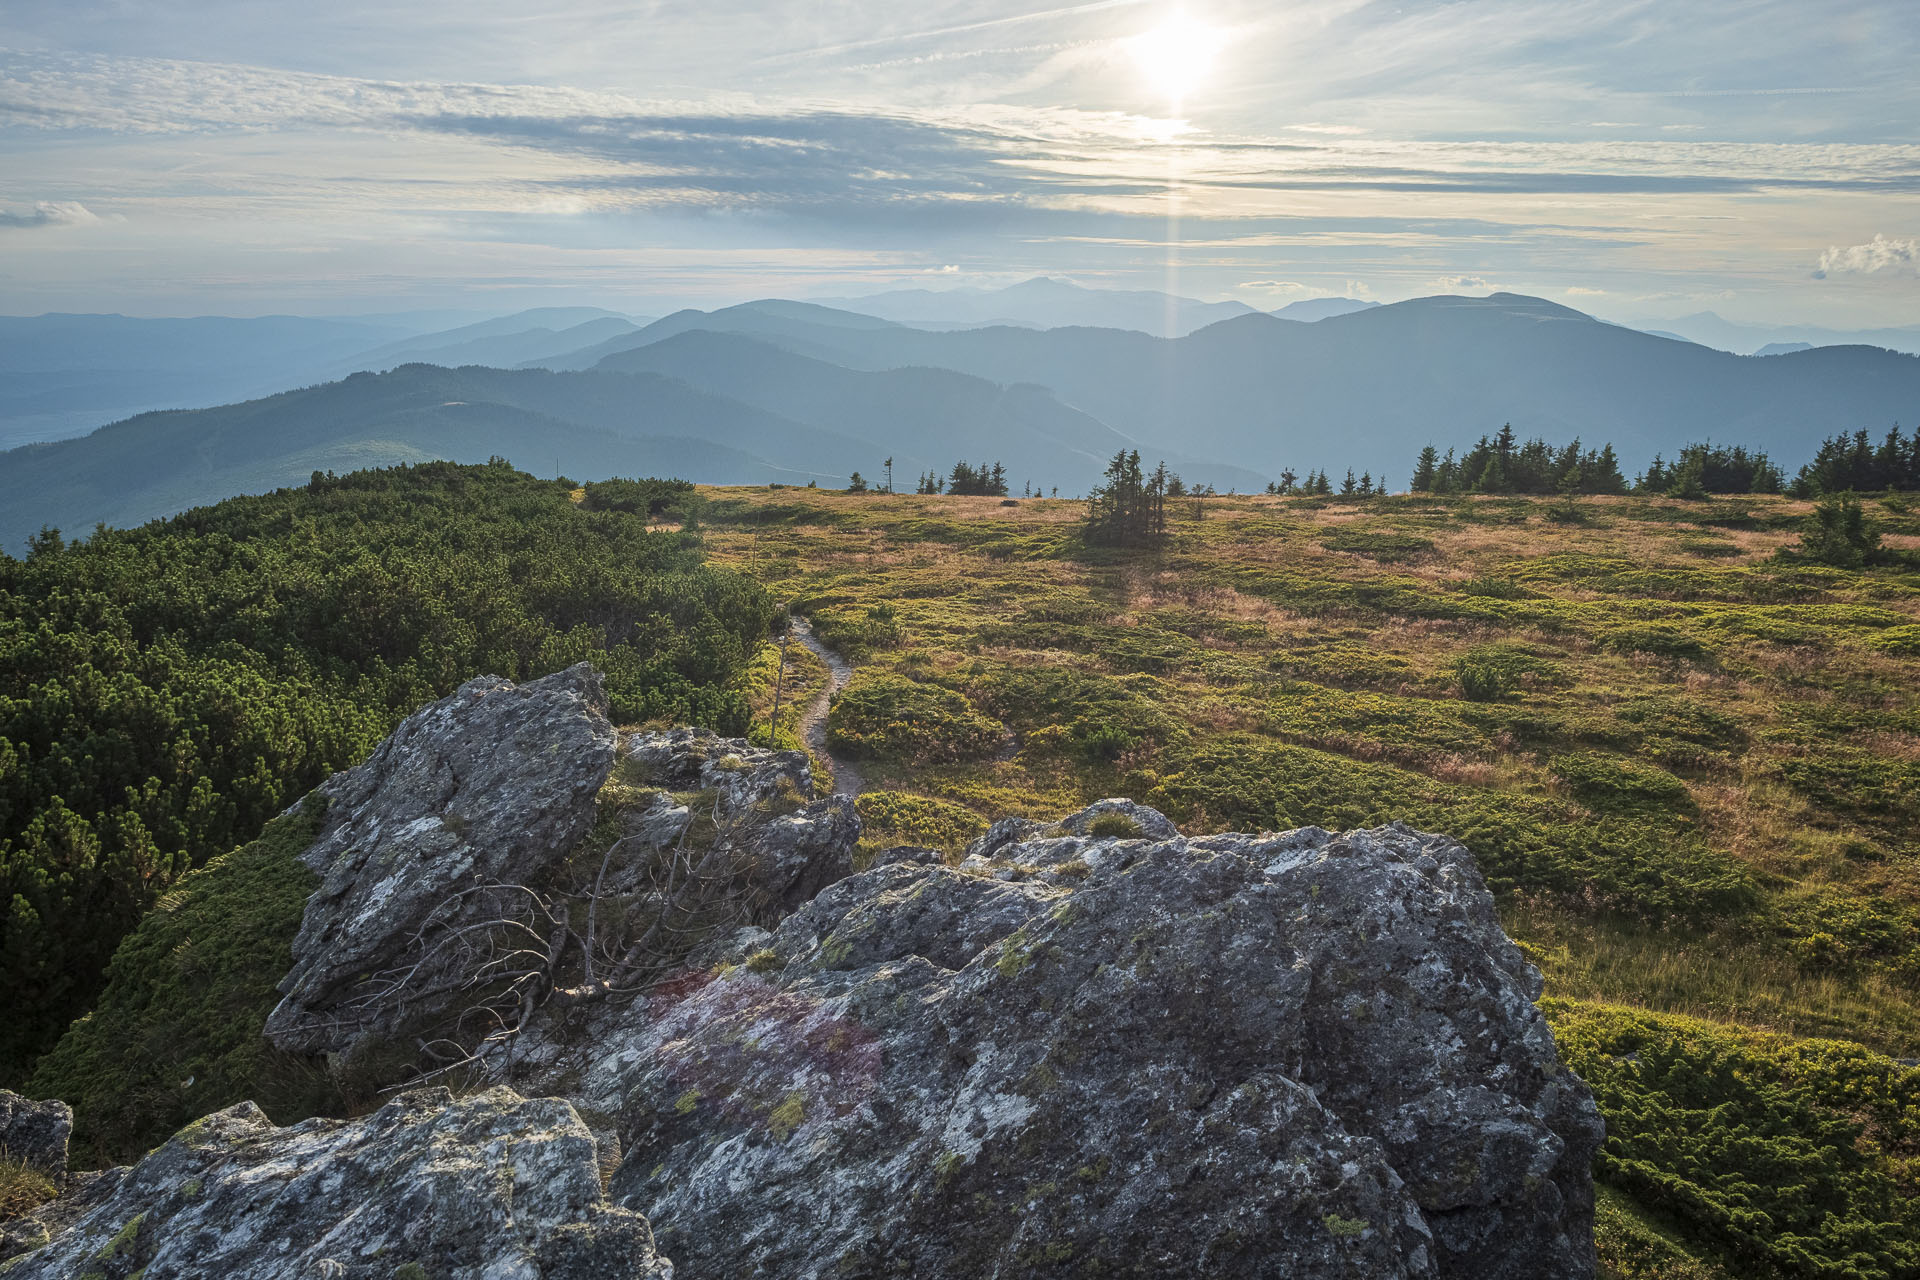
[0,199,100,229]
[0,0,1915,324]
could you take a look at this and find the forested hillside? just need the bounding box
[0,460,771,1079]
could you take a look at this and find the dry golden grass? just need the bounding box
[698,484,1920,1052]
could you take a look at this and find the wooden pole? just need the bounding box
[768,622,791,744]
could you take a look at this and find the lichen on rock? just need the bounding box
[0,1086,669,1280]
[266,663,620,1059]
[605,803,1601,1279]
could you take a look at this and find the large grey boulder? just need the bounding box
[266,664,617,1057]
[0,1091,70,1180]
[0,1087,669,1280]
[606,805,1601,1279]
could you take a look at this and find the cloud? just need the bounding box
[1237,279,1315,294]
[1564,286,1607,295]
[1812,233,1920,278]
[0,200,100,229]
[1430,274,1491,291]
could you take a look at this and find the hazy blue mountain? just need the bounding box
[0,307,666,451]
[0,364,881,551]
[1755,342,1816,357]
[1661,311,1920,356]
[540,301,911,371]
[595,329,1268,494]
[332,316,646,375]
[1271,298,1380,322]
[0,312,412,450]
[814,276,1260,337]
[573,292,1920,478]
[331,309,648,372]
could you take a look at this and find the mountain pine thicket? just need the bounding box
[0,460,771,1080]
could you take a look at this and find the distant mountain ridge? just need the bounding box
[1660,311,1920,357]
[562,291,1920,482]
[813,276,1260,338]
[593,329,1265,494]
[0,348,1266,551]
[1271,297,1380,322]
[0,308,649,451]
[10,288,1920,552]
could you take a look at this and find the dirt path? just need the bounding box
[787,616,867,797]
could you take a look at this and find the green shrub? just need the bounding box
[1457,574,1532,599]
[1602,624,1712,663]
[580,476,696,519]
[1086,813,1143,839]
[1779,752,1920,849]
[1271,642,1418,689]
[28,806,340,1165]
[1546,1000,1920,1280]
[1317,529,1435,561]
[1551,752,1694,816]
[827,673,1004,764]
[1867,624,1920,656]
[1074,723,1137,763]
[1611,697,1746,770]
[971,666,1180,746]
[1453,642,1566,701]
[1678,538,1743,559]
[1780,892,1919,970]
[1613,697,1745,751]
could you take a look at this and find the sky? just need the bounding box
[0,0,1916,327]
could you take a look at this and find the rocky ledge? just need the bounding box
[2,667,1601,1279]
[605,805,1601,1279]
[1,1087,668,1280]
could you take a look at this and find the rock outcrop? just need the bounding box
[0,1090,70,1181]
[606,806,1602,1279]
[1,1087,669,1280]
[6,668,1600,1280]
[622,727,858,919]
[266,664,619,1057]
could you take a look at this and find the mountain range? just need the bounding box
[4,285,1919,552]
[0,283,1381,450]
[547,291,1920,476]
[811,277,1261,337]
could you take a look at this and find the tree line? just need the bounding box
[0,460,772,1080]
[1791,426,1920,496]
[1411,423,1920,499]
[913,460,1010,496]
[1410,425,1632,496]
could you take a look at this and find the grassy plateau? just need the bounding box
[712,483,1920,1280]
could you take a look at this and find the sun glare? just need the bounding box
[1127,11,1227,103]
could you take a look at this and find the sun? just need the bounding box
[1126,11,1228,103]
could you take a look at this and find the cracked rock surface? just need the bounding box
[265,664,617,1058]
[606,805,1601,1280]
[0,1087,669,1280]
